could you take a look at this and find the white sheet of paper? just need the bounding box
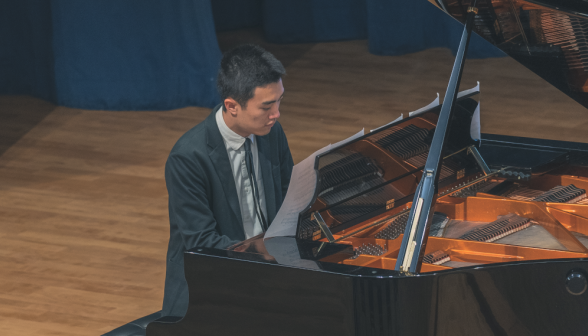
[408,93,440,117]
[370,94,440,133]
[265,129,364,239]
[264,144,331,239]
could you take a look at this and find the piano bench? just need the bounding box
[102,311,163,336]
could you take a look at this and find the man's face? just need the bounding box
[224,79,284,137]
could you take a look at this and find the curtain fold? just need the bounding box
[263,0,368,43]
[50,0,221,110]
[2,0,221,110]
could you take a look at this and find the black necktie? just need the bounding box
[244,138,268,231]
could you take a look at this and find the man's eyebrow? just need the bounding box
[262,94,284,105]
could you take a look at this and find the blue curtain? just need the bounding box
[366,0,504,58]
[211,0,504,58]
[211,0,263,32]
[263,0,368,43]
[1,0,503,111]
[1,0,221,110]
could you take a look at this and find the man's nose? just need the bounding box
[270,107,280,120]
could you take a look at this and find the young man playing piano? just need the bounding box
[161,44,294,317]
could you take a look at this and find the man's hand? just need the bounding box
[231,237,276,262]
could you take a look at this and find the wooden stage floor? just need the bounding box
[1,31,587,335]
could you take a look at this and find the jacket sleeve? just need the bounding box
[277,124,294,202]
[165,153,239,251]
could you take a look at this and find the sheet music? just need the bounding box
[264,144,331,239]
[370,114,403,133]
[370,94,440,133]
[265,129,364,239]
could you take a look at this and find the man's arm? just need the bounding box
[166,153,239,250]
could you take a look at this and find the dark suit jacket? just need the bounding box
[161,105,294,317]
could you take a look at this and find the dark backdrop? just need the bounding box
[1,0,503,111]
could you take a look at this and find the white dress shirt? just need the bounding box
[215,107,267,239]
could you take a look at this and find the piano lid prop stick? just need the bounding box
[402,197,424,271]
[311,211,335,243]
[467,145,491,175]
[395,1,480,274]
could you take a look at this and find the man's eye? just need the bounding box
[262,108,270,111]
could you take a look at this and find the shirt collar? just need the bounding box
[215,106,255,151]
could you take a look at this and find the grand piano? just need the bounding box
[147,0,588,335]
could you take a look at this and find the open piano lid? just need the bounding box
[430,0,588,109]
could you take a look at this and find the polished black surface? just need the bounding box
[566,270,588,295]
[481,133,588,167]
[435,0,588,108]
[191,239,402,277]
[527,0,588,16]
[147,238,588,336]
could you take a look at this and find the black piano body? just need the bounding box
[147,0,588,335]
[147,112,588,336]
[147,237,588,335]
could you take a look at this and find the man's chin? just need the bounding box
[253,126,273,136]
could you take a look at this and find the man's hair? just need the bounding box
[217,44,285,110]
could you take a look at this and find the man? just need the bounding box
[161,44,294,317]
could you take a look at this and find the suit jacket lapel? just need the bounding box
[257,135,277,223]
[205,111,244,232]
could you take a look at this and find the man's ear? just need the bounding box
[224,98,240,117]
